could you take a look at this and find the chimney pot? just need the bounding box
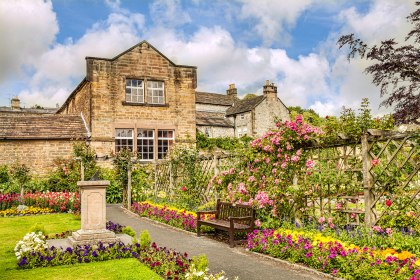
[11,97,21,110]
[226,83,238,99]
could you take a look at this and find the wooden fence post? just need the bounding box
[214,154,219,176]
[361,133,374,227]
[169,161,174,195]
[127,164,132,211]
[154,161,158,198]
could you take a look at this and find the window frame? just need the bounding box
[147,80,165,105]
[125,79,145,104]
[137,129,155,161]
[157,130,174,160]
[115,128,134,152]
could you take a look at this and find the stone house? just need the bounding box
[0,40,289,174]
[196,81,290,138]
[57,41,197,161]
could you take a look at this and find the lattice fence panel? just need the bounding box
[368,133,419,226]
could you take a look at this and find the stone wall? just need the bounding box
[197,125,234,138]
[0,140,79,176]
[60,81,92,129]
[254,96,290,136]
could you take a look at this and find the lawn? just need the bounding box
[0,214,161,280]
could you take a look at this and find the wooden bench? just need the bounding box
[196,199,255,247]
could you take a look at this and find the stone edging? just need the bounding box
[121,206,342,280]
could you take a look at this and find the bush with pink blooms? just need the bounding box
[209,115,322,227]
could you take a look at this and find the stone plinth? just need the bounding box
[68,180,118,246]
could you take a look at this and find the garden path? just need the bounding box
[106,204,330,280]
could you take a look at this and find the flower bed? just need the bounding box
[0,206,54,216]
[247,228,420,280]
[132,201,214,232]
[0,192,80,212]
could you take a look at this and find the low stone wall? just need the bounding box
[0,140,80,176]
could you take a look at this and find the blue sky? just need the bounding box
[0,0,415,116]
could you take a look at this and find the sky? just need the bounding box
[0,0,416,117]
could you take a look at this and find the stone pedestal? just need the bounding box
[68,180,119,246]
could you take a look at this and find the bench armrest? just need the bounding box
[196,210,217,221]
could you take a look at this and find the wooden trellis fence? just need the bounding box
[153,153,241,203]
[302,129,419,227]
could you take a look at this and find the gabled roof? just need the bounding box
[86,40,196,69]
[0,115,88,140]
[196,111,234,127]
[196,92,235,106]
[226,95,265,116]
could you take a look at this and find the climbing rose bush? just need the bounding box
[209,116,322,225]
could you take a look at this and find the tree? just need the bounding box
[337,2,419,124]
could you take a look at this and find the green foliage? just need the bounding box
[139,230,151,249]
[191,254,209,272]
[122,226,136,238]
[196,130,252,151]
[45,142,99,192]
[10,163,31,197]
[29,223,47,235]
[131,164,155,202]
[101,168,122,203]
[112,148,134,206]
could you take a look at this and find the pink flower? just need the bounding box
[371,158,380,167]
[296,149,302,156]
[295,115,303,124]
[385,228,393,235]
[248,176,255,182]
[335,203,342,210]
[255,219,261,227]
[327,217,333,224]
[291,155,299,162]
[281,162,287,169]
[318,216,325,224]
[306,159,315,169]
[385,199,392,207]
[350,212,356,219]
[217,179,222,185]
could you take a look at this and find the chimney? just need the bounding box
[226,83,237,99]
[263,80,277,99]
[11,97,21,110]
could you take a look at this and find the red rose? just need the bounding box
[181,186,187,192]
[385,199,392,207]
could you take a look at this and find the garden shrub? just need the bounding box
[139,230,151,249]
[122,226,136,238]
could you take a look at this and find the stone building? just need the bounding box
[196,81,290,138]
[0,40,290,174]
[57,41,197,161]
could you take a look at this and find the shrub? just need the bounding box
[139,230,151,249]
[122,226,136,238]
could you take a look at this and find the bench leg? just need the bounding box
[229,230,235,248]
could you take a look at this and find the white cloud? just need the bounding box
[238,0,313,46]
[0,0,58,82]
[339,0,415,44]
[17,7,145,107]
[150,0,191,27]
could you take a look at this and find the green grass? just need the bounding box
[0,214,161,280]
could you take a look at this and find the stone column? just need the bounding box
[69,180,118,246]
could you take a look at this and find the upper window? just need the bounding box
[147,81,165,104]
[125,79,144,103]
[115,129,134,152]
